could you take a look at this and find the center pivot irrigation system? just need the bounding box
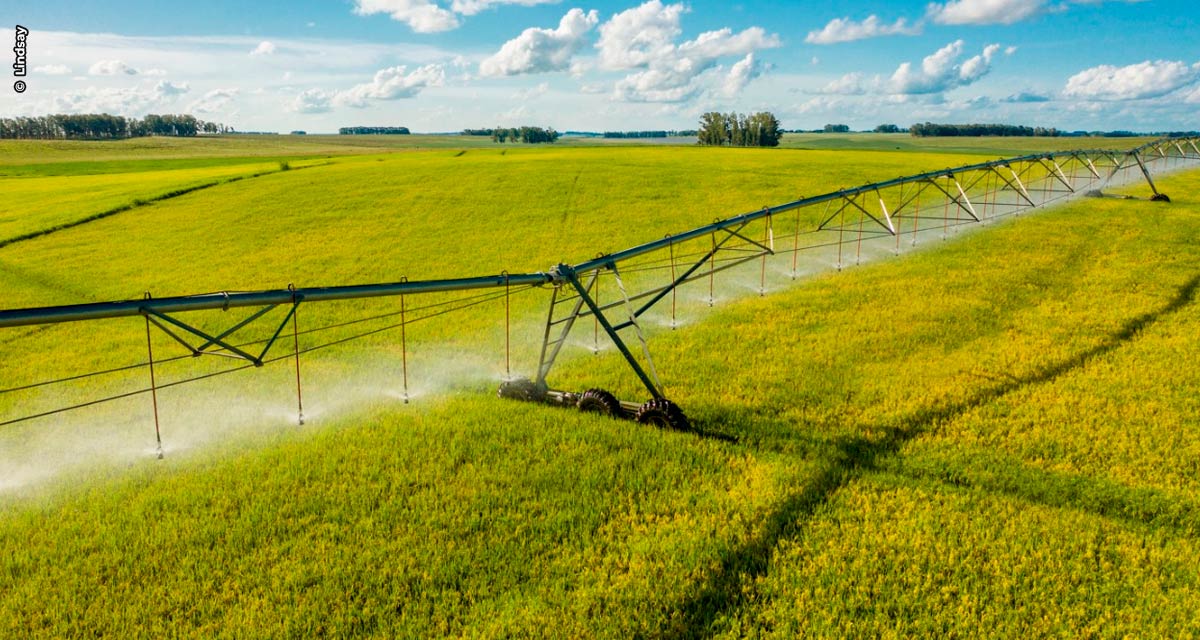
[2,136,1198,454]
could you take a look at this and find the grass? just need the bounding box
[0,138,1197,636]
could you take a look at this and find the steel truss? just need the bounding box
[2,136,1199,435]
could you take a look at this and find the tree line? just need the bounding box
[909,123,1061,137]
[697,112,783,147]
[491,127,559,144]
[602,130,698,139]
[0,113,226,139]
[339,126,410,135]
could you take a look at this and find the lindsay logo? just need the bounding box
[13,25,26,93]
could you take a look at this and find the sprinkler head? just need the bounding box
[298,412,305,426]
[403,393,410,405]
[156,447,164,460]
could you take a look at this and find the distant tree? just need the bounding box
[874,124,901,134]
[338,126,410,135]
[697,111,781,147]
[909,122,1061,137]
[823,124,851,133]
[489,126,559,144]
[0,113,222,140]
[697,112,728,146]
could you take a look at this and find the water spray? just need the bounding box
[2,136,1198,443]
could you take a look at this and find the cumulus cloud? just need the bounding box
[353,0,460,32]
[721,53,762,97]
[334,64,446,107]
[805,15,921,44]
[250,41,277,56]
[889,40,1003,94]
[596,0,687,70]
[290,88,333,113]
[1002,91,1051,103]
[190,88,238,114]
[818,72,869,95]
[597,0,780,102]
[34,64,72,75]
[480,8,599,76]
[1063,60,1200,100]
[154,80,190,97]
[52,86,169,114]
[928,0,1140,26]
[89,59,138,75]
[928,0,1047,25]
[449,0,560,15]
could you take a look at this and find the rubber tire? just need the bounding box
[497,377,544,402]
[577,388,622,418]
[635,398,691,431]
[1150,193,1171,203]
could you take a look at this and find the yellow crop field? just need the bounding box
[1,137,1197,637]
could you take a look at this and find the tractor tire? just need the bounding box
[497,377,544,402]
[635,398,691,431]
[577,388,622,418]
[1150,193,1171,202]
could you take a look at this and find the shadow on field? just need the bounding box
[664,273,1199,639]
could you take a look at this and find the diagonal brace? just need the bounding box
[561,266,663,399]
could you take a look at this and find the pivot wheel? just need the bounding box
[1150,193,1171,202]
[577,388,622,418]
[497,377,545,402]
[635,398,691,431]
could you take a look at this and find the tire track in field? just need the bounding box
[0,162,325,251]
[665,273,1200,639]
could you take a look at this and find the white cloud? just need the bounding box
[721,53,762,97]
[34,64,72,75]
[889,40,1003,94]
[1064,60,1200,100]
[818,72,869,95]
[89,59,138,75]
[479,9,599,77]
[142,68,167,76]
[512,82,550,100]
[334,64,446,107]
[596,0,687,71]
[190,88,238,114]
[449,0,560,15]
[353,0,460,33]
[928,0,1047,25]
[596,1,780,103]
[250,41,277,56]
[154,80,190,97]
[290,88,333,113]
[1002,91,1051,103]
[805,15,921,44]
[927,0,1141,26]
[52,85,170,114]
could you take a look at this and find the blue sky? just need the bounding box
[6,0,1199,132]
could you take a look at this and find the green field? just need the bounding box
[1,136,1198,637]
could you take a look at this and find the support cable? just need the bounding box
[143,292,163,460]
[290,284,304,426]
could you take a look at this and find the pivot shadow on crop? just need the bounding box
[663,273,1200,639]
